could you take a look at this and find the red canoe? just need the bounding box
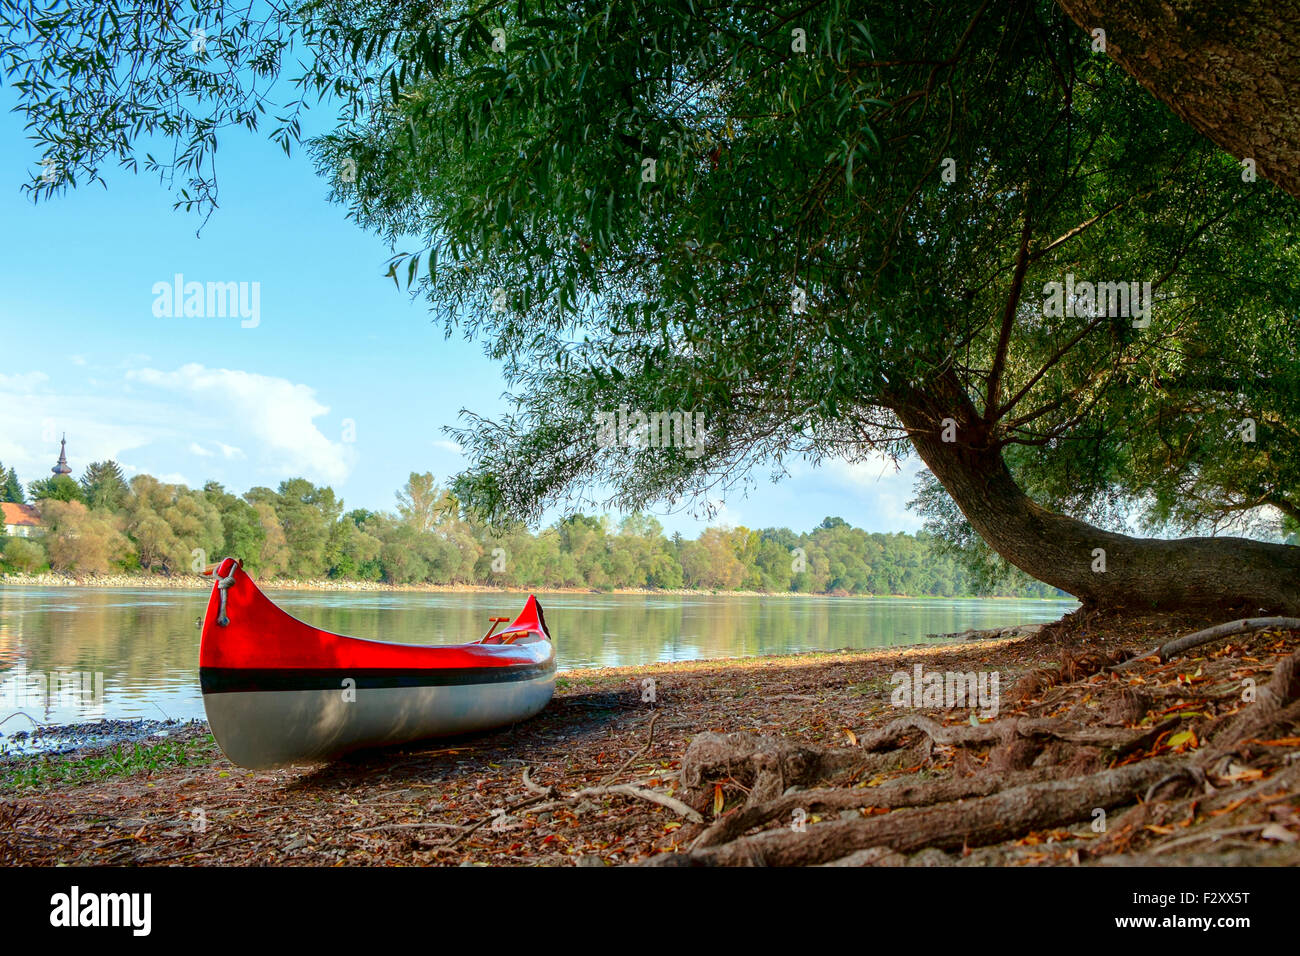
[199,558,556,768]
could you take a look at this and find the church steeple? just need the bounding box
[52,434,72,476]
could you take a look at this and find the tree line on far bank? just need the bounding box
[0,462,1067,598]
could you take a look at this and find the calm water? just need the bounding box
[0,586,1075,725]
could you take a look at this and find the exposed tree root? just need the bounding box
[1192,652,1300,775]
[690,764,1068,850]
[1009,647,1131,702]
[678,731,886,808]
[644,637,1300,867]
[1115,617,1300,672]
[649,757,1181,866]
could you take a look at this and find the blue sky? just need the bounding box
[0,94,924,536]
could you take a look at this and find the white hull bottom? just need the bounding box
[203,675,555,768]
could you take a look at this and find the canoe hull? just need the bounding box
[198,558,556,768]
[203,674,555,769]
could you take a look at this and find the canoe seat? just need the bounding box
[482,630,541,645]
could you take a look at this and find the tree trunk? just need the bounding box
[890,372,1300,614]
[1056,0,1300,200]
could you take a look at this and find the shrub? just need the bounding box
[3,537,48,573]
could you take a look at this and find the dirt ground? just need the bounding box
[3,608,1299,866]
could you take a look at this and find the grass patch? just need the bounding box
[0,734,220,794]
[848,677,892,696]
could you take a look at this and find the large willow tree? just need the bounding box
[5,1,1298,611]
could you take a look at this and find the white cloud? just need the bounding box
[821,455,924,531]
[190,440,246,460]
[768,452,926,533]
[820,454,907,489]
[128,363,354,483]
[0,370,159,479]
[432,439,463,455]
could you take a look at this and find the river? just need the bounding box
[0,586,1075,726]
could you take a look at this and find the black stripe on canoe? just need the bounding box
[201,662,556,694]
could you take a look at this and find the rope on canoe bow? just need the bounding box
[215,565,237,626]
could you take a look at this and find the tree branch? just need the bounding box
[984,208,1035,424]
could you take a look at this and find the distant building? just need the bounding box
[52,434,72,476]
[2,503,41,538]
